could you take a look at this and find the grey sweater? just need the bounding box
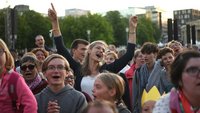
[35,85,87,113]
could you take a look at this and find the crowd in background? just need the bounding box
[0,3,200,113]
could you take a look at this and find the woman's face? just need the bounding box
[93,78,114,101]
[182,58,200,99]
[169,42,183,57]
[142,100,156,113]
[0,48,6,70]
[161,52,174,69]
[89,43,106,62]
[35,50,46,62]
[21,61,38,81]
[135,52,145,67]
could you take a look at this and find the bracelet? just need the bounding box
[129,31,136,34]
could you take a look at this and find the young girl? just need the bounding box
[93,72,131,113]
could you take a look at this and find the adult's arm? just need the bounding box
[101,16,137,73]
[48,3,80,71]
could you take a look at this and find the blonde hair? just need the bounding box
[81,40,108,76]
[97,72,125,103]
[0,39,14,70]
[42,54,70,72]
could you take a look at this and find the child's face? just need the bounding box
[141,100,156,113]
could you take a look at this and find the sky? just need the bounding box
[0,0,200,18]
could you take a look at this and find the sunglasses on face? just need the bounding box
[21,64,35,71]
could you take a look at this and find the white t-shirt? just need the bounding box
[81,75,97,99]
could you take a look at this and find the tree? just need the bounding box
[105,11,128,46]
[17,10,51,50]
[60,14,114,48]
[137,16,161,45]
[0,10,5,41]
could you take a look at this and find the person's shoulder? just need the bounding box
[153,93,171,113]
[117,103,131,113]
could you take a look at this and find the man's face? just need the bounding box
[35,36,45,48]
[72,44,88,63]
[44,58,68,86]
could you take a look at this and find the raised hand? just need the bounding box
[48,3,57,22]
[129,16,137,32]
[48,3,61,36]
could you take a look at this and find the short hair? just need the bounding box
[42,54,70,72]
[0,39,14,70]
[96,72,125,102]
[157,47,174,59]
[170,50,200,88]
[141,42,159,54]
[70,39,89,54]
[20,54,39,67]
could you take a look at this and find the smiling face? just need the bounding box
[44,58,68,87]
[35,35,45,48]
[168,42,183,57]
[88,43,106,62]
[35,50,46,62]
[21,61,38,81]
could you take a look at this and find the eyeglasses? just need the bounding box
[65,75,75,80]
[184,66,200,77]
[47,65,66,71]
[0,49,5,56]
[21,64,35,71]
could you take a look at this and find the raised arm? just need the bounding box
[128,16,137,44]
[48,3,80,72]
[48,3,61,37]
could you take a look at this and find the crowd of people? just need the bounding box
[0,3,200,113]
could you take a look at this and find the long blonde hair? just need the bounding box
[81,40,107,76]
[0,39,14,70]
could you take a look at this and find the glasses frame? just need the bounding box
[21,64,35,71]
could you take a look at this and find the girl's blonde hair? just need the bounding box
[96,72,125,103]
[81,40,108,76]
[0,39,14,70]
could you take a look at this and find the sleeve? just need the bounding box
[101,43,135,73]
[16,76,37,113]
[54,36,80,71]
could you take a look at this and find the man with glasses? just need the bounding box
[35,54,87,113]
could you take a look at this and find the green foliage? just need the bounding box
[60,14,114,48]
[0,10,5,40]
[0,8,161,50]
[137,16,161,46]
[17,10,51,50]
[105,11,128,46]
